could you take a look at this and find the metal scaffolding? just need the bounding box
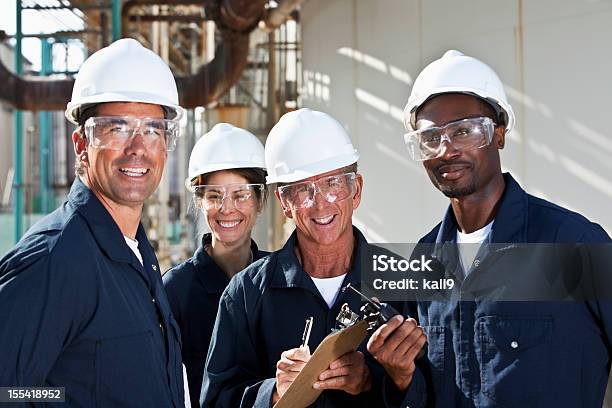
[1,0,304,257]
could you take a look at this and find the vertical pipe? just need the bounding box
[178,27,200,257]
[266,30,276,130]
[100,10,109,48]
[279,24,286,116]
[266,29,285,250]
[26,126,34,225]
[14,0,23,242]
[39,39,52,213]
[295,18,301,108]
[112,0,121,41]
[157,7,171,271]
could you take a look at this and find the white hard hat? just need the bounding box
[404,50,515,134]
[185,123,266,189]
[265,108,360,184]
[65,38,184,124]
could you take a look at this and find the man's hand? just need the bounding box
[272,346,311,404]
[367,315,426,392]
[313,351,372,395]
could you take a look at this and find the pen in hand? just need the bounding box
[301,316,314,349]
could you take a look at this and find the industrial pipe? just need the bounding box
[0,0,304,111]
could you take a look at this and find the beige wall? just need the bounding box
[300,0,612,242]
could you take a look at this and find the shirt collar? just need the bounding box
[435,172,529,244]
[270,226,367,290]
[193,233,264,294]
[68,177,153,265]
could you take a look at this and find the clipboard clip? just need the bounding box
[335,304,360,331]
[335,283,400,333]
[335,283,427,359]
[334,301,385,334]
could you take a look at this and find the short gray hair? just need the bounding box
[344,162,358,174]
[73,105,98,177]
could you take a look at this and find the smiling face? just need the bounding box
[277,167,363,247]
[416,93,505,198]
[73,102,167,210]
[201,170,261,246]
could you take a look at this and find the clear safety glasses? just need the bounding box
[84,116,180,151]
[191,183,265,211]
[277,172,357,210]
[403,116,496,161]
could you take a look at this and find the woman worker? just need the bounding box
[163,123,269,407]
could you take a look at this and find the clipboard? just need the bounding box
[273,320,369,408]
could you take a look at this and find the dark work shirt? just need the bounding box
[403,173,612,407]
[201,226,387,408]
[0,177,184,407]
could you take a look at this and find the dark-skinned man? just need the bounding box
[372,50,612,407]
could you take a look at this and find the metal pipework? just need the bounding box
[0,0,305,111]
[262,0,306,31]
[14,0,24,242]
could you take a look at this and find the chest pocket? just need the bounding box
[95,330,168,407]
[477,316,553,407]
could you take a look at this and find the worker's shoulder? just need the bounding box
[526,193,610,242]
[224,252,279,297]
[527,192,590,222]
[0,202,95,277]
[418,223,442,244]
[162,256,197,291]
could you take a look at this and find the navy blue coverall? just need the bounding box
[163,233,269,407]
[201,227,396,407]
[400,173,612,407]
[0,178,184,407]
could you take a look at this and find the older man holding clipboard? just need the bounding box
[200,109,426,408]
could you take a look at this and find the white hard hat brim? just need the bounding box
[265,151,359,184]
[184,162,266,190]
[65,91,184,124]
[404,87,515,134]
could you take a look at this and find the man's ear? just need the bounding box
[352,173,363,210]
[72,130,88,159]
[495,126,506,150]
[275,190,293,219]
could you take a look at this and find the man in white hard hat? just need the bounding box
[378,50,612,407]
[0,38,185,406]
[201,108,426,407]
